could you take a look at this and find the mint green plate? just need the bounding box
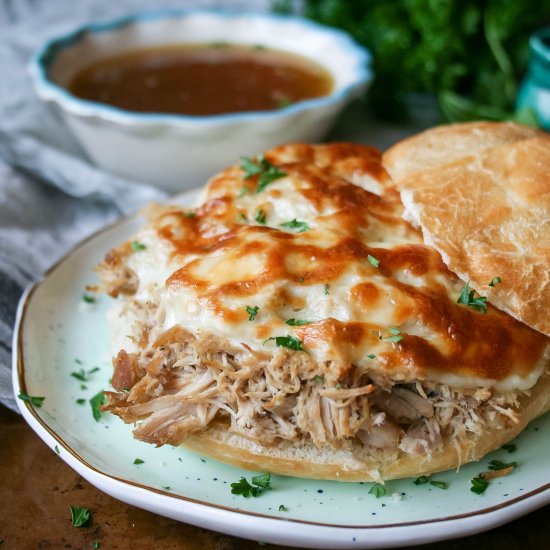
[12,191,550,549]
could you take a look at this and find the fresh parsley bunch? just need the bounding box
[276,0,550,123]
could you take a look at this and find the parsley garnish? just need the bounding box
[82,294,96,304]
[246,305,259,321]
[457,281,487,314]
[231,473,272,497]
[385,327,403,343]
[264,335,304,351]
[414,476,429,485]
[488,459,517,471]
[76,398,85,405]
[279,219,310,233]
[55,445,60,455]
[237,212,247,223]
[70,505,90,527]
[240,155,287,193]
[255,209,267,224]
[324,284,330,295]
[285,318,311,326]
[278,504,288,511]
[488,276,502,287]
[367,254,380,267]
[185,211,196,218]
[18,391,45,407]
[93,542,101,549]
[133,458,144,465]
[80,384,87,391]
[429,480,448,490]
[163,486,171,490]
[367,353,377,359]
[368,483,386,498]
[313,375,324,383]
[131,241,146,252]
[89,390,105,422]
[502,443,517,453]
[70,367,100,382]
[277,97,293,109]
[237,186,249,198]
[470,476,489,495]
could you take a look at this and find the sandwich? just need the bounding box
[98,137,549,481]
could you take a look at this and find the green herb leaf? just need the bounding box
[367,354,377,359]
[277,97,293,109]
[70,505,90,527]
[368,483,386,498]
[457,281,487,313]
[163,486,171,490]
[76,398,85,405]
[313,375,324,383]
[255,209,267,224]
[55,445,60,455]
[367,254,380,267]
[278,504,288,511]
[501,443,517,453]
[246,305,259,321]
[80,384,88,391]
[230,473,272,498]
[324,284,330,295]
[429,480,448,490]
[133,458,144,465]
[18,391,45,408]
[89,390,105,422]
[82,294,96,304]
[264,335,304,351]
[385,327,403,343]
[279,219,310,232]
[471,476,489,495]
[240,155,287,193]
[131,241,146,252]
[185,211,196,218]
[285,318,311,326]
[93,542,101,549]
[70,367,100,382]
[488,459,517,471]
[414,476,429,485]
[488,276,502,287]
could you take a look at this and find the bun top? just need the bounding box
[383,122,550,336]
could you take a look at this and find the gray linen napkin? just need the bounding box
[0,0,270,411]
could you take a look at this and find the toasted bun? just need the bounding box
[383,123,550,337]
[182,373,550,481]
[383,121,544,181]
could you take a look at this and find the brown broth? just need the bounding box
[68,43,334,116]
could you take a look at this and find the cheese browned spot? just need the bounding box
[98,142,548,465]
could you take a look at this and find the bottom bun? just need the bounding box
[183,374,550,481]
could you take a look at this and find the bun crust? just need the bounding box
[383,121,543,182]
[182,374,550,481]
[383,123,550,337]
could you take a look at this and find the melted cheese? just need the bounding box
[123,143,548,392]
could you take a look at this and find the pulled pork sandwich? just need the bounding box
[98,139,549,481]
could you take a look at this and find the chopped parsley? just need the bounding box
[279,219,310,232]
[18,391,45,408]
[163,486,171,490]
[246,305,259,321]
[335,383,344,390]
[93,542,101,549]
[488,459,517,471]
[429,480,448,490]
[82,294,96,304]
[231,473,272,497]
[76,398,86,405]
[89,390,105,422]
[237,186,249,198]
[70,505,90,527]
[385,327,403,343]
[70,367,100,382]
[502,443,517,453]
[80,384,88,391]
[285,318,311,326]
[457,281,487,314]
[278,504,288,511]
[131,241,146,252]
[55,445,60,455]
[368,483,386,498]
[277,97,293,109]
[237,212,247,223]
[324,284,330,295]
[255,209,267,224]
[313,375,325,383]
[367,353,377,359]
[488,276,502,287]
[240,155,287,193]
[367,254,380,267]
[414,476,429,485]
[133,458,144,465]
[264,335,304,351]
[470,476,489,495]
[184,211,196,218]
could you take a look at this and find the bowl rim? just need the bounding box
[30,9,372,127]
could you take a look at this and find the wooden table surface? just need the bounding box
[0,405,548,550]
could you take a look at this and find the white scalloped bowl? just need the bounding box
[30,10,371,193]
